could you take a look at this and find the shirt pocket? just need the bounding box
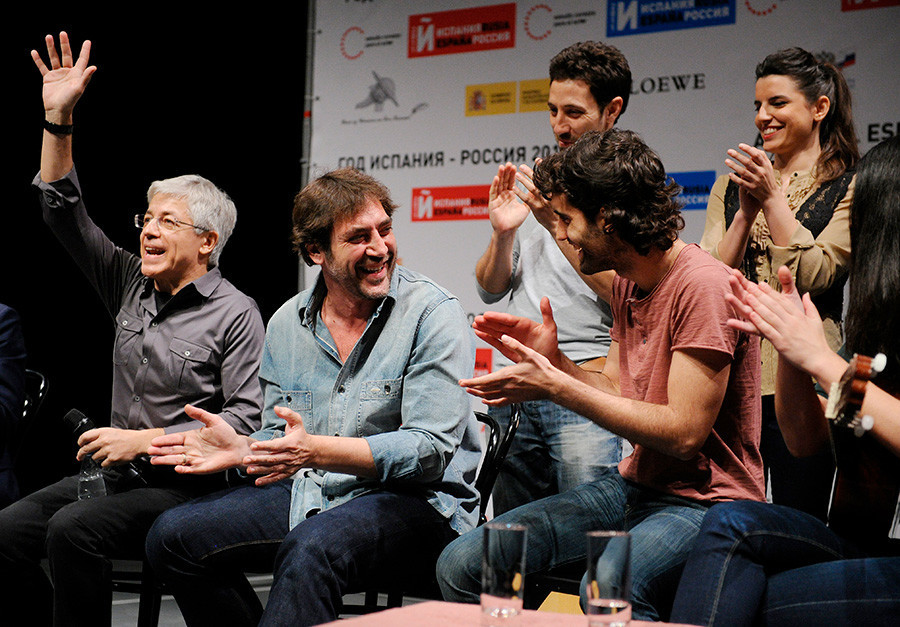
[113,312,143,366]
[280,390,312,415]
[168,338,213,393]
[359,377,402,434]
[277,390,312,433]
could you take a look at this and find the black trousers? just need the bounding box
[0,464,224,627]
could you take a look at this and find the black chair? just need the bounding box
[111,558,163,627]
[22,370,49,422]
[113,406,522,623]
[13,370,49,486]
[344,406,521,613]
[474,408,520,525]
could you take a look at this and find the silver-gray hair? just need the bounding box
[146,174,237,267]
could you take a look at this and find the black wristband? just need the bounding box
[43,119,73,136]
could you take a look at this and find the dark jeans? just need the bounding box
[670,500,900,626]
[761,395,835,521]
[145,482,458,627]
[0,466,220,627]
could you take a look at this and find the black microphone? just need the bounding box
[63,409,147,488]
[63,408,95,441]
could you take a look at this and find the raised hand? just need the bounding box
[516,161,557,230]
[473,297,561,366]
[31,32,97,122]
[148,404,251,474]
[488,163,530,234]
[726,143,783,205]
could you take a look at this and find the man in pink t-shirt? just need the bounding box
[437,129,763,622]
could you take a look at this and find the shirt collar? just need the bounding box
[298,266,400,327]
[141,266,222,298]
[140,267,222,317]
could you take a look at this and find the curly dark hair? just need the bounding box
[533,129,683,255]
[549,41,632,117]
[291,168,397,266]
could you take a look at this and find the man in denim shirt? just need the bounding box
[145,168,481,627]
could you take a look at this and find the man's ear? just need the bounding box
[594,210,614,234]
[306,242,325,265]
[199,231,219,257]
[603,96,624,127]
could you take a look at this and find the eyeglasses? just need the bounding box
[134,214,207,232]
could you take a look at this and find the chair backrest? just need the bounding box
[14,370,48,467]
[22,370,48,422]
[474,405,519,526]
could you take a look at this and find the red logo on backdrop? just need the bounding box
[744,1,778,16]
[411,186,491,222]
[525,4,552,40]
[841,0,900,9]
[341,27,365,60]
[475,348,494,377]
[408,3,517,58]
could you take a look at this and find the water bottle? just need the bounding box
[77,454,107,500]
[63,409,146,498]
[63,409,110,500]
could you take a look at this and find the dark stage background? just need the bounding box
[5,8,309,494]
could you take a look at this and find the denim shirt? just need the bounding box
[253,266,481,535]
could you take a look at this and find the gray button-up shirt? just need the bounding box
[34,169,264,435]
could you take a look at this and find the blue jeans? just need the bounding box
[145,482,456,627]
[669,500,900,626]
[490,401,624,515]
[437,469,708,621]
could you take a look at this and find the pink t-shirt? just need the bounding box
[612,244,764,503]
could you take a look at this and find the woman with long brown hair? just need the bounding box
[700,47,859,518]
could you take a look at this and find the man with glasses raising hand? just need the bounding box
[0,32,265,626]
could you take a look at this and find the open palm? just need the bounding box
[488,163,530,232]
[31,32,97,118]
[473,297,561,367]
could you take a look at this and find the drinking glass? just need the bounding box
[585,531,631,626]
[481,522,527,625]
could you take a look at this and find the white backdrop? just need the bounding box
[307,0,899,371]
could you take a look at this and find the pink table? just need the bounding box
[323,600,686,625]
